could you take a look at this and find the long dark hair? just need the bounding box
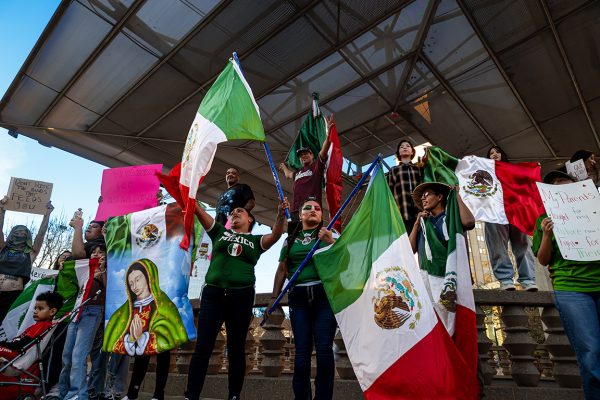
[283,198,324,270]
[487,145,509,162]
[52,250,72,270]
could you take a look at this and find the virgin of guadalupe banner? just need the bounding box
[103,203,196,355]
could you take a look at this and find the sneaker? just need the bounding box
[500,281,516,291]
[520,282,538,292]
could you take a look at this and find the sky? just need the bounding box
[0,1,290,293]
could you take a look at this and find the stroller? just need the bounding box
[0,294,98,400]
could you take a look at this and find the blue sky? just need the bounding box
[0,1,284,292]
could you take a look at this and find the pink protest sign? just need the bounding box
[95,164,163,221]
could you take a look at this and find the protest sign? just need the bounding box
[95,164,163,221]
[536,179,600,261]
[4,177,53,215]
[565,159,587,181]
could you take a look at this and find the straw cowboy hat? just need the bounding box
[412,182,452,211]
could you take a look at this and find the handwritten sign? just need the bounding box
[536,179,600,261]
[565,159,587,181]
[30,266,59,281]
[5,177,53,215]
[95,164,163,221]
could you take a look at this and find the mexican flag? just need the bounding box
[0,267,58,341]
[424,146,544,234]
[179,57,265,248]
[285,94,343,230]
[313,167,480,399]
[419,188,478,377]
[56,258,100,321]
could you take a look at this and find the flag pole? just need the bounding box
[232,52,291,222]
[262,153,382,325]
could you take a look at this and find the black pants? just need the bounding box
[185,285,255,400]
[127,351,171,400]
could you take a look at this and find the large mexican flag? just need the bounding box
[179,58,265,249]
[313,167,480,399]
[56,258,100,320]
[424,146,543,234]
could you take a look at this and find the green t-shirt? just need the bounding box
[279,228,334,285]
[532,214,600,292]
[204,221,265,289]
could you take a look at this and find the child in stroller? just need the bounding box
[0,291,63,400]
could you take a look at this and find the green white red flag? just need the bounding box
[313,166,480,399]
[178,58,265,248]
[424,146,543,234]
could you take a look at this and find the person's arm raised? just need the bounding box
[279,162,294,179]
[318,115,334,162]
[70,216,86,259]
[194,202,215,231]
[261,198,288,250]
[31,201,54,262]
[409,212,426,253]
[455,189,475,230]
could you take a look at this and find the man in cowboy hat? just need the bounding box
[533,170,600,399]
[408,182,475,255]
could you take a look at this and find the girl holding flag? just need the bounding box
[185,198,287,400]
[269,197,338,400]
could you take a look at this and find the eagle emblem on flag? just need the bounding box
[463,169,498,198]
[372,267,422,330]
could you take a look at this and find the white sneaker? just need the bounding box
[520,282,538,292]
[500,281,516,291]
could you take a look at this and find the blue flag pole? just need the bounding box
[232,52,291,221]
[262,153,383,325]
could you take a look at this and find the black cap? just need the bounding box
[543,170,577,184]
[296,147,313,155]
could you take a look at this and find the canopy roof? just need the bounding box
[2,0,599,225]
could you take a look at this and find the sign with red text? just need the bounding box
[95,164,163,221]
[5,177,53,215]
[537,179,600,261]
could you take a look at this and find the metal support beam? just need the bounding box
[393,0,440,111]
[419,53,497,146]
[87,0,235,131]
[34,0,148,126]
[265,50,415,135]
[456,0,557,157]
[539,0,600,150]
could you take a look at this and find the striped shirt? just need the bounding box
[386,163,422,221]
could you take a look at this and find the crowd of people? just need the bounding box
[0,137,598,400]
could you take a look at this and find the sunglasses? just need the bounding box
[302,204,321,211]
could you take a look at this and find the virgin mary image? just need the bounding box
[103,258,189,355]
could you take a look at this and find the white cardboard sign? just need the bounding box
[536,179,600,261]
[565,159,588,181]
[5,177,53,215]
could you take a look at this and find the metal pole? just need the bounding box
[262,154,382,324]
[232,52,291,221]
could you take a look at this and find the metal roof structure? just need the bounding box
[2,0,599,225]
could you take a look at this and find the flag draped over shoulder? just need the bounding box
[285,94,343,230]
[424,146,543,234]
[419,189,478,378]
[0,268,58,341]
[179,58,265,249]
[103,203,195,355]
[312,167,480,399]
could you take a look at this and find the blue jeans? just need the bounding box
[59,305,104,400]
[484,223,535,284]
[554,290,600,399]
[289,284,338,400]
